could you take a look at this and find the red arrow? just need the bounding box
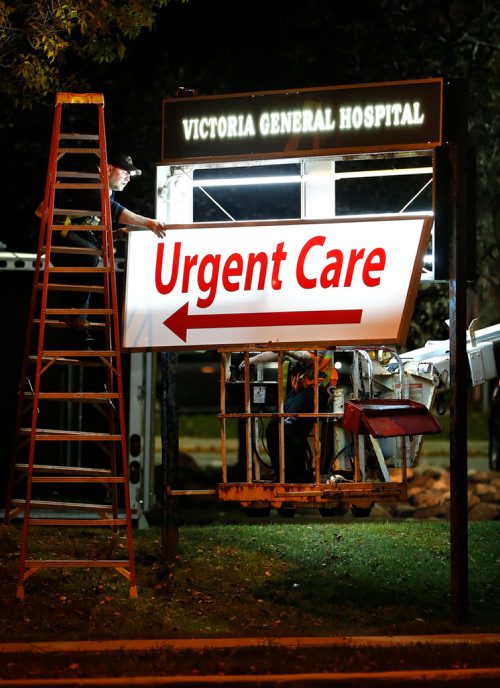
[163,303,363,342]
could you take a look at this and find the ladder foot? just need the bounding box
[16,585,25,602]
[129,585,138,599]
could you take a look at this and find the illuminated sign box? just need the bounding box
[123,215,432,351]
[162,79,443,163]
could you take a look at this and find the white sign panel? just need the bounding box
[123,216,432,350]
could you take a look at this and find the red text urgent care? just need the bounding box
[155,236,386,309]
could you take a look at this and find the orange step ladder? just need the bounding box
[4,93,137,600]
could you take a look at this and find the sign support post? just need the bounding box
[160,350,180,560]
[444,79,470,624]
[449,140,469,624]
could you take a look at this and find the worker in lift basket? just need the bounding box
[242,350,338,483]
[39,149,168,346]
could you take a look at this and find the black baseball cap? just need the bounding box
[108,151,142,177]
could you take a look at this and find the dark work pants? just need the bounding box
[50,230,100,310]
[265,387,328,483]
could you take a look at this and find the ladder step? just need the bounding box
[33,350,115,358]
[50,224,107,232]
[28,355,101,367]
[12,499,114,512]
[45,308,113,316]
[57,147,101,155]
[19,428,122,441]
[55,182,103,190]
[32,476,125,484]
[15,463,113,476]
[53,208,102,217]
[23,392,120,401]
[28,519,128,526]
[38,283,106,293]
[25,560,130,569]
[58,132,100,141]
[56,170,100,179]
[33,319,107,330]
[47,246,103,255]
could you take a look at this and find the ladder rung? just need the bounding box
[53,208,102,217]
[32,476,125,483]
[26,560,130,569]
[57,171,100,178]
[36,350,116,358]
[58,132,100,141]
[39,283,106,293]
[57,147,100,155]
[33,319,107,330]
[46,246,103,255]
[50,224,107,231]
[15,463,113,476]
[33,358,103,368]
[27,355,100,367]
[28,519,128,526]
[45,308,113,316]
[12,499,114,511]
[55,183,103,190]
[19,428,123,441]
[47,266,109,274]
[23,392,120,401]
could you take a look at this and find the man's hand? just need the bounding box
[146,219,168,238]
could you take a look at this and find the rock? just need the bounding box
[468,470,493,483]
[397,467,500,520]
[468,502,500,520]
[412,504,448,519]
[410,489,447,508]
[472,483,497,502]
[467,494,481,508]
[422,467,449,480]
[390,503,417,518]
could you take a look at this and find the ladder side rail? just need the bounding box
[98,116,114,356]
[15,100,65,598]
[4,104,64,525]
[97,104,136,593]
[97,108,121,525]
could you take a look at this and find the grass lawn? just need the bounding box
[1,520,498,642]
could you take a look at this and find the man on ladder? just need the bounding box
[44,147,168,346]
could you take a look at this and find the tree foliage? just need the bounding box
[0,0,181,106]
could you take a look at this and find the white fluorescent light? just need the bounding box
[194,167,433,188]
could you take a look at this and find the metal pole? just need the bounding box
[448,141,469,623]
[160,351,179,561]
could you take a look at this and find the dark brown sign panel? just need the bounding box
[162,79,443,163]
